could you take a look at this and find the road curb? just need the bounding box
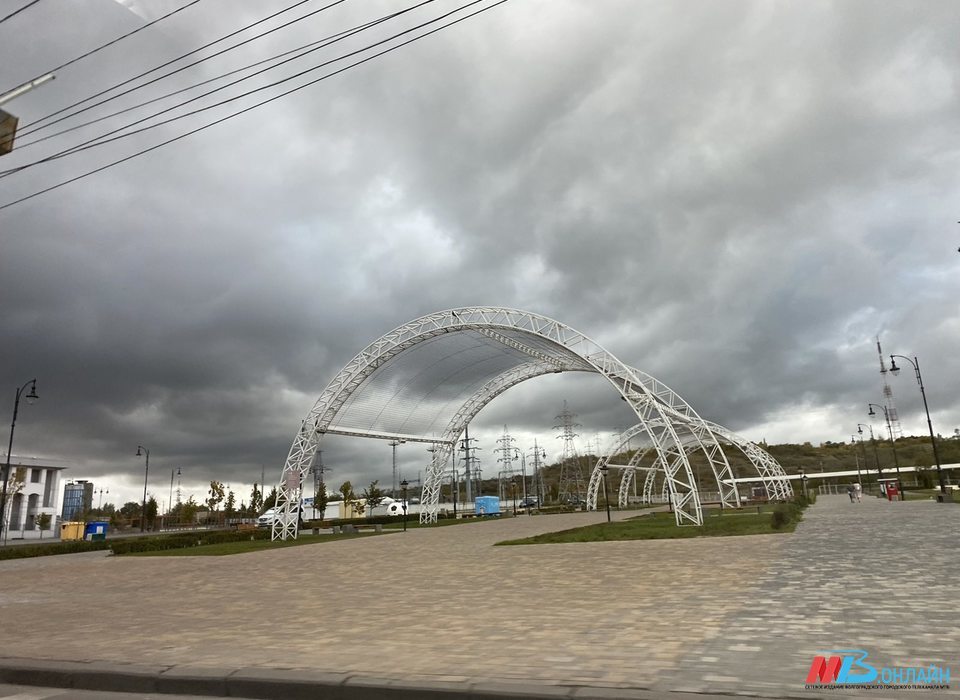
[0,656,761,699]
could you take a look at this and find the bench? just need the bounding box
[332,523,384,534]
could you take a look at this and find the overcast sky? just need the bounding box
[1,0,958,509]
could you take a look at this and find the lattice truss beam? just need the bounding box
[586,420,792,511]
[271,308,775,540]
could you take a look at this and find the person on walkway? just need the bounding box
[847,483,855,503]
[854,482,862,503]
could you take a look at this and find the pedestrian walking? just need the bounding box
[854,482,862,503]
[846,483,855,503]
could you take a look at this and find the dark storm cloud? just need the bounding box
[2,0,958,505]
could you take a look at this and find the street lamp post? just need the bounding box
[389,439,406,499]
[889,354,946,496]
[851,435,863,486]
[136,445,150,532]
[599,464,611,523]
[400,479,408,532]
[1,379,39,543]
[857,424,883,480]
[799,470,808,498]
[869,403,903,500]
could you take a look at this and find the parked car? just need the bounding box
[518,496,540,509]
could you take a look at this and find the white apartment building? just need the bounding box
[1,456,66,542]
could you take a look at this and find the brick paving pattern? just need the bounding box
[0,496,955,697]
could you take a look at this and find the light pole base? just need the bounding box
[936,491,954,503]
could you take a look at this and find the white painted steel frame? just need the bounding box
[272,307,714,539]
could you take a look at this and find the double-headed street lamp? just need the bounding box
[1,379,39,542]
[889,354,945,495]
[868,403,902,500]
[136,445,150,532]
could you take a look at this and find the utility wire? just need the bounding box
[0,0,41,26]
[20,0,335,135]
[1,0,202,94]
[4,0,433,167]
[0,0,508,213]
[2,0,440,177]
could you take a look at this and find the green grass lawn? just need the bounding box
[495,507,795,546]
[126,532,384,556]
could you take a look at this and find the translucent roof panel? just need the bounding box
[328,328,593,438]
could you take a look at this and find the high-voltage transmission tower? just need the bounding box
[876,336,904,439]
[554,401,585,503]
[496,426,518,502]
[458,426,480,503]
[529,440,547,505]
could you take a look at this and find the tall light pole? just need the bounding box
[599,464,611,523]
[869,403,902,500]
[389,439,405,499]
[136,445,150,532]
[97,487,109,511]
[857,424,882,479]
[1,378,39,543]
[850,434,863,485]
[889,354,945,495]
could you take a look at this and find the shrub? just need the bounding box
[770,504,793,530]
[0,539,110,561]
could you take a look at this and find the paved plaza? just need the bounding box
[0,496,956,698]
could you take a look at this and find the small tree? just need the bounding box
[206,481,225,523]
[362,480,385,517]
[181,495,199,524]
[262,486,277,511]
[224,490,236,521]
[145,496,159,530]
[314,481,329,520]
[339,481,363,518]
[35,512,51,539]
[249,483,263,514]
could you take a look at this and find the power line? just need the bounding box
[0,0,42,26]
[19,0,337,136]
[1,0,434,177]
[1,0,202,94]
[0,0,509,212]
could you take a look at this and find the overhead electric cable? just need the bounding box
[1,0,202,95]
[2,0,433,171]
[2,0,467,177]
[19,0,339,135]
[0,0,508,212]
[0,0,42,26]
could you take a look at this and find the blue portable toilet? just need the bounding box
[84,521,109,541]
[474,496,500,516]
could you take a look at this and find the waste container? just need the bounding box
[60,521,85,541]
[83,521,109,541]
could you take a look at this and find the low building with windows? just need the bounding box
[2,456,67,541]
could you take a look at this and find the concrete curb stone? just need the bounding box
[0,656,792,700]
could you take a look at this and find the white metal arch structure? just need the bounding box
[273,307,712,539]
[588,421,792,510]
[702,421,793,501]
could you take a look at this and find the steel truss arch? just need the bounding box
[273,307,717,539]
[587,420,791,513]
